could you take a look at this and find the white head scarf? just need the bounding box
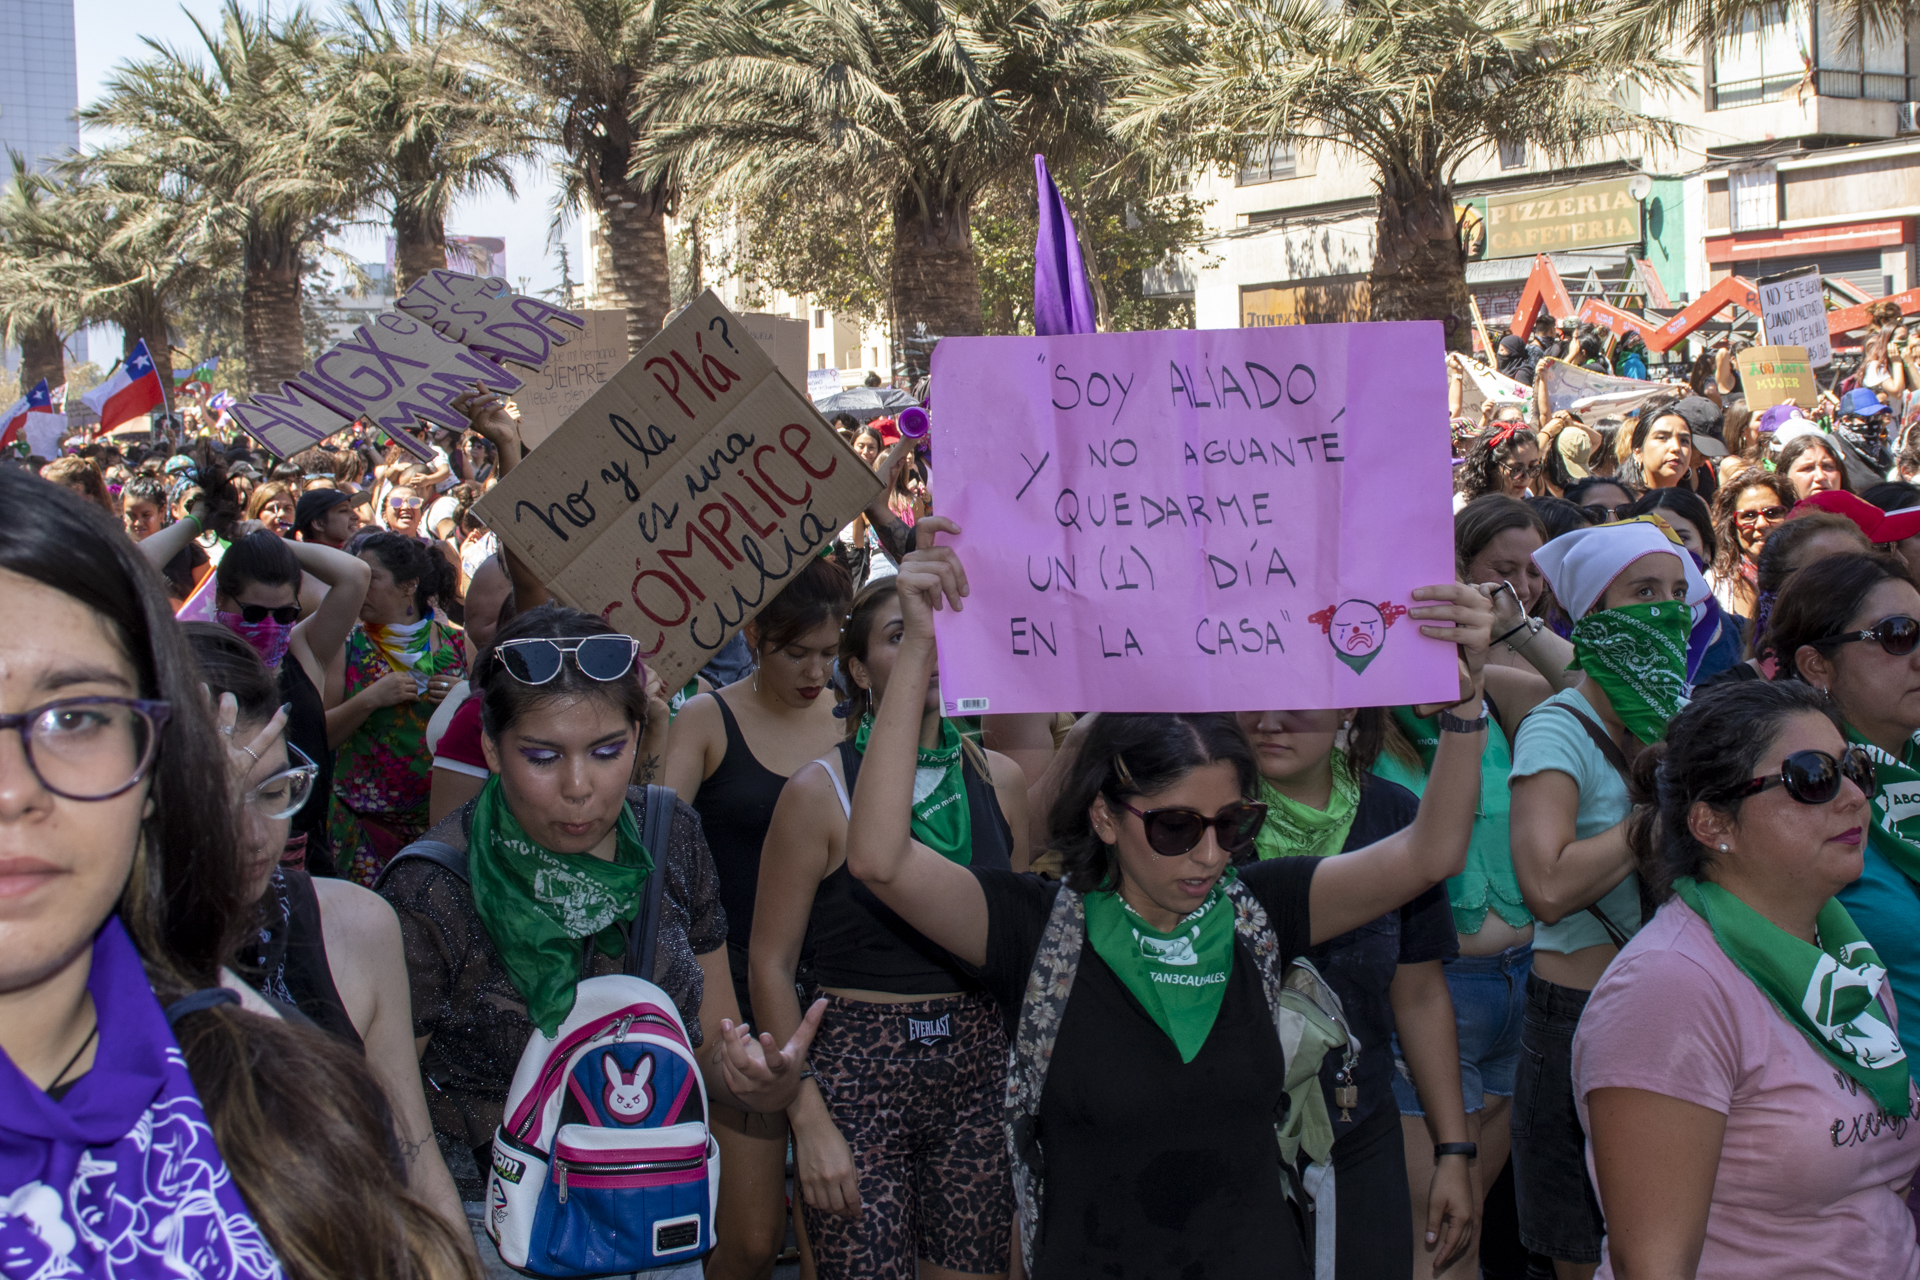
[1531,520,1711,622]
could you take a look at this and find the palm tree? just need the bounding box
[0,159,76,391]
[82,0,361,391]
[331,0,531,294]
[466,0,679,352]
[1116,0,1687,335]
[645,0,1119,346]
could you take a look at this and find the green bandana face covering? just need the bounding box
[1849,728,1920,884]
[1252,751,1359,861]
[467,774,654,1035]
[1674,876,1912,1118]
[855,713,972,864]
[1570,600,1690,744]
[1085,869,1239,1062]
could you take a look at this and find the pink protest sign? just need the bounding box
[930,324,1459,714]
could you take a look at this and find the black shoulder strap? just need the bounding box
[625,784,675,982]
[371,838,468,890]
[1519,702,1634,949]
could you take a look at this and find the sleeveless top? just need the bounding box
[807,738,1014,993]
[691,695,790,950]
[241,868,362,1049]
[280,656,334,874]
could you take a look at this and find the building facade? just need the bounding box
[0,0,77,171]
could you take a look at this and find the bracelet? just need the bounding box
[1437,702,1489,735]
[183,511,203,534]
[1504,616,1545,653]
[1434,1142,1478,1161]
[1490,618,1530,648]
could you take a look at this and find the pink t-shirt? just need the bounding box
[1574,898,1920,1280]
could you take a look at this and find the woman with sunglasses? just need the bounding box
[0,470,480,1280]
[1563,476,1639,528]
[750,575,1028,1280]
[1454,422,1541,511]
[379,604,822,1277]
[327,531,464,885]
[1707,468,1796,624]
[1575,680,1920,1280]
[1765,552,1920,1065]
[842,520,1495,1278]
[1506,518,1709,1280]
[183,621,471,1246]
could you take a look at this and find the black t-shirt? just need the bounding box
[970,857,1320,1280]
[1298,773,1458,1140]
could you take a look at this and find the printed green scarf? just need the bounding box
[467,774,654,1035]
[1848,727,1920,885]
[1085,870,1239,1063]
[855,713,972,863]
[1569,600,1690,744]
[1383,707,1532,933]
[1674,875,1912,1118]
[1253,751,1359,862]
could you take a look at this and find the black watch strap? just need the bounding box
[1437,702,1489,735]
[1434,1142,1478,1160]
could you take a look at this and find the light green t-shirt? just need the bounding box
[1508,687,1641,955]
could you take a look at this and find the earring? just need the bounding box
[1719,843,1729,851]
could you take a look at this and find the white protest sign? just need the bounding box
[928,324,1462,714]
[1536,358,1681,419]
[512,310,629,449]
[1757,266,1833,367]
[1449,352,1529,419]
[808,368,842,401]
[473,291,882,692]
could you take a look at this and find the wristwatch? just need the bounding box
[1437,702,1489,735]
[1434,1142,1478,1161]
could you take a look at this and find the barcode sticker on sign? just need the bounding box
[955,697,989,713]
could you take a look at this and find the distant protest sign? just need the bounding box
[740,313,809,391]
[229,271,582,461]
[1536,357,1680,419]
[928,324,1462,715]
[1758,266,1832,367]
[1449,352,1529,419]
[1735,345,1816,410]
[473,291,881,692]
[513,310,628,449]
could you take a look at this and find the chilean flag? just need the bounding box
[0,379,56,448]
[81,340,166,428]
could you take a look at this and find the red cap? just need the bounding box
[871,415,899,445]
[1795,489,1920,544]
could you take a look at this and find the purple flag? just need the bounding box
[1033,155,1097,336]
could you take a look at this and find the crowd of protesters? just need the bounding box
[6,300,1920,1280]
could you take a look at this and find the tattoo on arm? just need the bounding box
[399,1136,427,1164]
[640,755,661,784]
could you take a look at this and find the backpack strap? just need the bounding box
[1517,701,1635,949]
[1005,883,1084,1275]
[371,838,468,890]
[624,784,676,982]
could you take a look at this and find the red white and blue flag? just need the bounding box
[81,340,167,428]
[0,379,57,449]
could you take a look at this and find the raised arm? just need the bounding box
[843,518,989,967]
[287,538,372,671]
[1308,583,1493,944]
[134,508,203,571]
[454,384,548,611]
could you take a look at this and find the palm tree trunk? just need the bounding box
[18,313,64,391]
[586,180,671,354]
[393,204,448,296]
[890,188,983,361]
[245,230,306,391]
[119,293,174,393]
[1367,172,1471,351]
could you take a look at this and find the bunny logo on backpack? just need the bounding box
[602,1052,656,1124]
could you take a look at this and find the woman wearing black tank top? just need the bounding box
[665,556,855,1280]
[753,577,1029,1280]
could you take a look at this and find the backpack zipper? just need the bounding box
[555,1152,705,1204]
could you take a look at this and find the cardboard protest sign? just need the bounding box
[740,313,809,391]
[512,311,629,449]
[1536,358,1680,419]
[927,324,1462,715]
[395,270,584,372]
[473,291,882,692]
[1757,266,1832,367]
[1735,345,1816,410]
[1448,352,1529,419]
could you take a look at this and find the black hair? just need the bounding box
[1774,432,1855,495]
[357,530,454,617]
[181,620,279,724]
[1454,494,1546,573]
[1628,680,1840,903]
[1749,511,1872,657]
[838,576,900,731]
[1526,495,1596,539]
[747,554,854,655]
[1625,486,1717,565]
[1864,480,1920,512]
[479,603,648,742]
[122,473,169,510]
[1049,713,1258,893]
[215,529,301,602]
[1563,476,1640,510]
[1763,552,1915,682]
[1455,426,1540,503]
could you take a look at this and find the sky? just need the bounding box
[72,0,574,299]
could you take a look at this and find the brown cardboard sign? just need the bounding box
[473,290,883,691]
[513,310,629,449]
[395,270,585,372]
[1735,345,1816,410]
[739,312,809,392]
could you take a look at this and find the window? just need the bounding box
[871,347,879,367]
[1730,166,1779,231]
[1236,140,1296,186]
[814,309,826,328]
[1498,139,1527,171]
[817,353,826,369]
[1710,2,1912,107]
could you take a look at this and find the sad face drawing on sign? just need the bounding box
[1309,599,1411,675]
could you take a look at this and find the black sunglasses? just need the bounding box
[235,603,300,625]
[1724,746,1875,805]
[1812,616,1920,657]
[1581,503,1635,523]
[1120,800,1268,857]
[494,635,640,685]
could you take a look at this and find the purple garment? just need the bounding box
[1032,154,1097,336]
[1685,548,1721,681]
[0,917,282,1280]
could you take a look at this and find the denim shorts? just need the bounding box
[1509,974,1605,1264]
[1392,943,1531,1117]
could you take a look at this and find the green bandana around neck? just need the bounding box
[1673,875,1912,1118]
[1569,600,1690,744]
[1084,869,1239,1062]
[855,712,972,863]
[467,774,655,1035]
[1253,751,1359,861]
[1849,727,1920,885]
